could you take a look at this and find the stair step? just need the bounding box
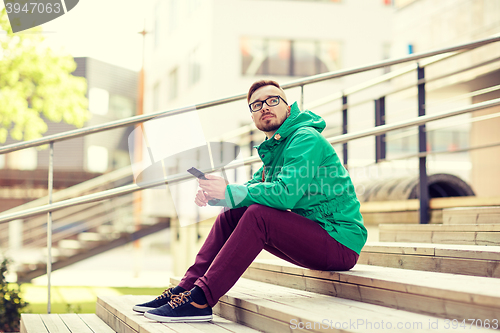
[21,313,114,333]
[241,259,500,322]
[443,206,500,224]
[359,242,500,277]
[379,223,500,245]
[97,295,263,333]
[58,239,84,250]
[78,232,109,242]
[169,277,489,332]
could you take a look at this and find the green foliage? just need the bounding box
[0,257,28,332]
[0,8,89,144]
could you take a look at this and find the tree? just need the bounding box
[0,257,28,332]
[0,7,89,144]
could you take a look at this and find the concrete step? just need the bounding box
[359,241,500,277]
[443,206,500,224]
[97,295,263,333]
[21,313,114,333]
[16,221,169,282]
[168,277,488,333]
[241,259,500,323]
[379,223,500,245]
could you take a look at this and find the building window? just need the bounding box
[109,94,135,118]
[154,2,162,49]
[188,0,201,15]
[7,148,37,170]
[168,68,178,100]
[188,47,202,86]
[241,37,341,76]
[168,0,179,34]
[153,82,161,111]
[89,87,109,115]
[87,145,108,173]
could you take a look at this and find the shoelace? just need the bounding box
[168,291,191,309]
[155,287,173,300]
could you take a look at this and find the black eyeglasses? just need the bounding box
[248,96,287,113]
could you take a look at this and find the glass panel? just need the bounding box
[267,39,291,76]
[293,40,316,76]
[318,41,341,73]
[241,37,266,75]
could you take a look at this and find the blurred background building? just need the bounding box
[1,0,499,282]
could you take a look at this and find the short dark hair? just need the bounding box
[247,80,286,103]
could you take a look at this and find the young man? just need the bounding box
[134,80,367,323]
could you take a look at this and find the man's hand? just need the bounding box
[194,190,212,207]
[198,174,228,201]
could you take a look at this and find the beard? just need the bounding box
[255,113,287,132]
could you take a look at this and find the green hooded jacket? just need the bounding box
[212,101,367,254]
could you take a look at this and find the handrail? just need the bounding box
[1,34,500,155]
[1,97,498,225]
[319,55,500,119]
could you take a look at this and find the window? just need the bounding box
[89,87,109,115]
[7,148,37,170]
[109,94,135,118]
[241,37,341,76]
[188,48,201,86]
[168,0,179,34]
[168,68,179,100]
[154,2,162,49]
[87,145,108,173]
[153,82,161,111]
[188,0,201,15]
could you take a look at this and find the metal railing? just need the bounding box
[1,34,500,313]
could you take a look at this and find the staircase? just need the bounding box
[21,205,500,333]
[1,166,171,283]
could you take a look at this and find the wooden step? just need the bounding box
[96,295,263,333]
[169,277,489,332]
[21,313,114,333]
[359,242,500,277]
[443,206,500,224]
[379,223,500,245]
[241,259,500,323]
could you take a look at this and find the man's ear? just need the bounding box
[287,106,291,117]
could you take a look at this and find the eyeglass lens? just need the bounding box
[251,96,280,112]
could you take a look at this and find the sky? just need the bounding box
[39,0,151,71]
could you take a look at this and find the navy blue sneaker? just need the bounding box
[144,291,212,322]
[133,287,177,313]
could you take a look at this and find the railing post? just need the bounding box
[418,64,429,224]
[47,141,54,313]
[342,94,348,168]
[375,96,386,163]
[300,85,304,110]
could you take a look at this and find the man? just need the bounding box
[134,80,367,323]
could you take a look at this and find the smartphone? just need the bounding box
[187,167,208,180]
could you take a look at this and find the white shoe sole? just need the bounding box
[133,305,155,313]
[144,312,212,323]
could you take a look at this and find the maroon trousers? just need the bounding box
[178,204,359,307]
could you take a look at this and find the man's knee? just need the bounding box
[245,204,267,215]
